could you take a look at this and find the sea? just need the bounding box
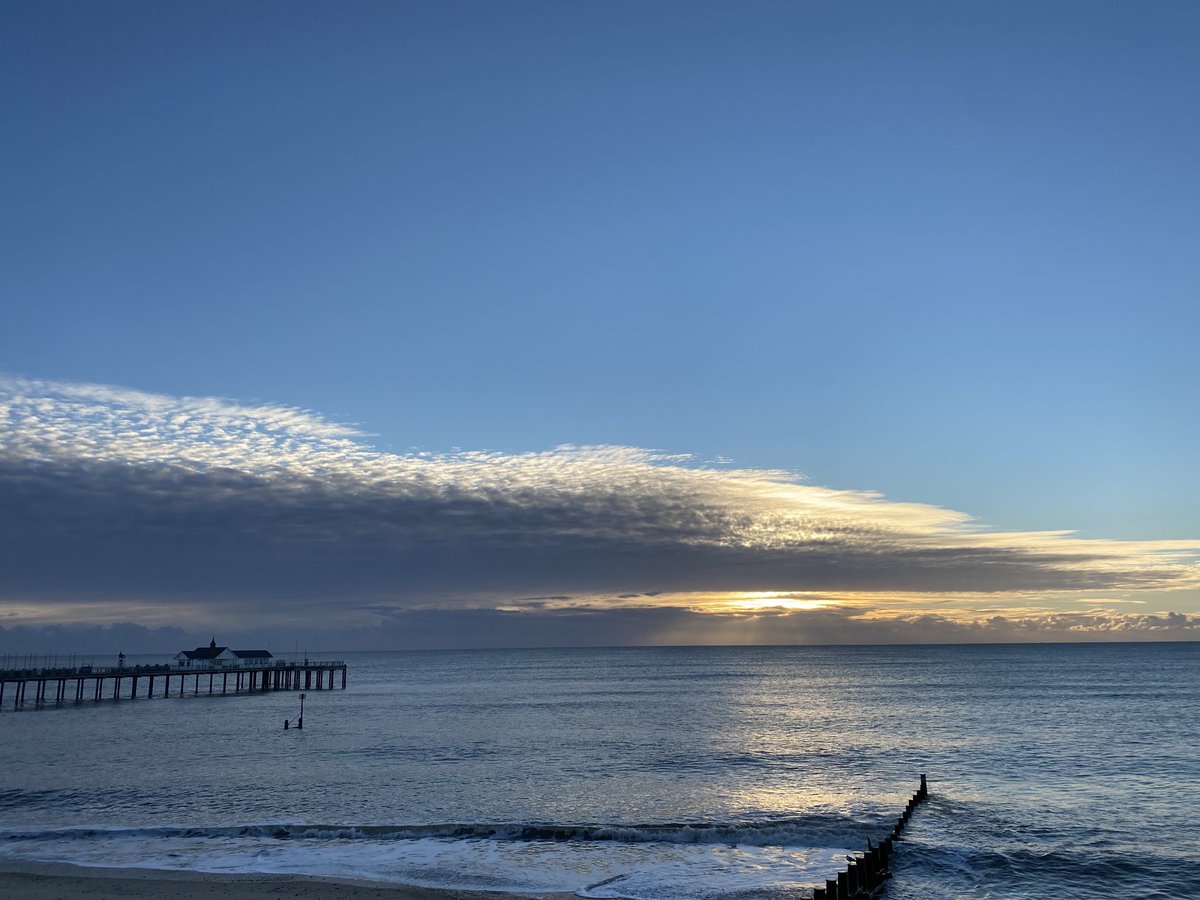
[0,643,1197,899]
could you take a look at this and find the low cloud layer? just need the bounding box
[3,606,1198,655]
[1,377,1198,646]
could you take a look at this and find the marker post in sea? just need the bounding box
[284,692,306,730]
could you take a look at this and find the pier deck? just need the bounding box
[0,659,347,708]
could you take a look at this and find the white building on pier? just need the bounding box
[175,639,273,669]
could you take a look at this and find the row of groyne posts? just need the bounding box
[0,660,348,709]
[812,774,929,900]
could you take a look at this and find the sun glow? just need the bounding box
[723,593,834,612]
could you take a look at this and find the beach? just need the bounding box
[0,861,573,900]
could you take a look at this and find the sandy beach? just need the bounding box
[0,861,577,900]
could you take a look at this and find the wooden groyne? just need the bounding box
[812,774,928,900]
[0,659,347,709]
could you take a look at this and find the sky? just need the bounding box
[2,2,1198,652]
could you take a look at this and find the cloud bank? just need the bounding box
[1,376,1197,647]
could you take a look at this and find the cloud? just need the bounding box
[3,606,1198,655]
[1,376,1198,641]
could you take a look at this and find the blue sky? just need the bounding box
[2,2,1197,649]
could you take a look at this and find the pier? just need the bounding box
[811,774,929,899]
[0,658,347,709]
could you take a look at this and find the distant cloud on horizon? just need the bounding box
[1,376,1198,647]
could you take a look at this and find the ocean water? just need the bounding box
[0,644,1196,898]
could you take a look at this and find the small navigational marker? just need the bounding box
[284,692,306,730]
[812,774,929,900]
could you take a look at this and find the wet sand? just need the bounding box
[0,861,577,900]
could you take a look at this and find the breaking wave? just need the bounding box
[0,813,881,848]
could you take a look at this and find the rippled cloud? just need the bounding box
[1,376,1198,644]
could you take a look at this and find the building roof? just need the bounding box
[232,649,272,658]
[181,646,229,660]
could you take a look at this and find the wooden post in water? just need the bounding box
[813,776,928,899]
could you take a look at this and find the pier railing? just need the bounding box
[0,658,347,680]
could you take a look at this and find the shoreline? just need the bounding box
[0,860,579,900]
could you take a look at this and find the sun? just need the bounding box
[723,592,833,612]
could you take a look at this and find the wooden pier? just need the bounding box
[0,659,347,709]
[811,774,929,900]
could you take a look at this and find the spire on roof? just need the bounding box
[210,636,216,649]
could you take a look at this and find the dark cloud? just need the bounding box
[1,453,1193,605]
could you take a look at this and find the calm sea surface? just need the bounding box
[0,644,1196,898]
